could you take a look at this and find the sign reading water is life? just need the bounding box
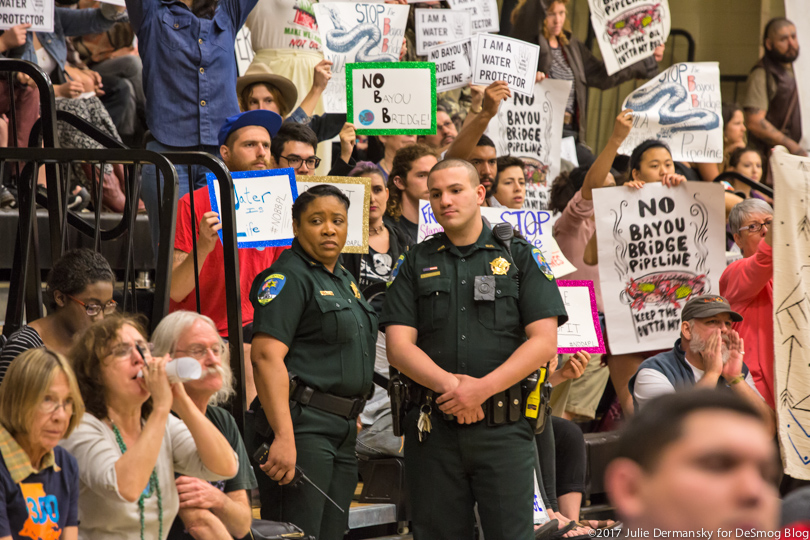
[207,169,298,249]
[347,62,437,135]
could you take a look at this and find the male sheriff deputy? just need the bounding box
[380,158,568,539]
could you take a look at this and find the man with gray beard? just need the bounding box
[152,311,257,540]
[628,295,775,432]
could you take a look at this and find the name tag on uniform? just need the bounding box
[421,271,441,279]
[320,290,335,296]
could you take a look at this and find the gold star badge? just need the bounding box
[490,257,510,275]
[350,281,361,299]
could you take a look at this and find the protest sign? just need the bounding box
[426,38,473,93]
[0,0,53,31]
[592,182,725,355]
[556,280,606,354]
[560,137,578,167]
[472,34,540,97]
[618,62,723,163]
[346,62,436,135]
[417,200,576,277]
[588,0,670,77]
[415,9,471,56]
[445,0,498,33]
[208,169,297,249]
[785,0,810,151]
[298,176,371,253]
[485,79,571,184]
[235,26,255,77]
[314,2,408,114]
[771,150,810,479]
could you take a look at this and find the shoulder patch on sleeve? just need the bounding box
[389,254,406,287]
[531,248,554,281]
[257,273,286,304]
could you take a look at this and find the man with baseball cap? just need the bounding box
[170,109,287,405]
[629,295,775,431]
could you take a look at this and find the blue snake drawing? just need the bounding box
[625,82,720,131]
[322,7,398,62]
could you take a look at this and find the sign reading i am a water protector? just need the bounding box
[0,0,54,31]
[207,169,298,249]
[556,280,606,354]
[347,62,437,136]
[426,37,473,93]
[472,33,540,97]
[415,8,471,56]
[297,176,371,254]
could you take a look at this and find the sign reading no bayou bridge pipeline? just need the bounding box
[347,62,437,135]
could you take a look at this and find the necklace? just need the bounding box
[111,423,163,540]
[369,223,385,236]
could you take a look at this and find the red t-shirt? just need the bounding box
[170,186,288,336]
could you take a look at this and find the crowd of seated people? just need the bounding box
[0,0,806,538]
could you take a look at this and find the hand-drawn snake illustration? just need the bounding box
[625,81,720,131]
[322,6,398,62]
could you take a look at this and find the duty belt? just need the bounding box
[407,381,524,426]
[290,383,367,420]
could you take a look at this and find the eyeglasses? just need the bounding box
[738,220,772,234]
[175,344,226,360]
[67,295,117,316]
[279,154,321,170]
[109,340,152,359]
[38,396,74,416]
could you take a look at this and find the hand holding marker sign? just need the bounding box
[347,62,437,135]
[472,33,540,96]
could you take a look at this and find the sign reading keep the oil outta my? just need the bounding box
[347,62,437,135]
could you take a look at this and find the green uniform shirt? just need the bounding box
[380,223,568,378]
[250,239,378,397]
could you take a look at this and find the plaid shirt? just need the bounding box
[0,424,60,484]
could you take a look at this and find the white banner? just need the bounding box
[297,176,371,254]
[417,200,576,278]
[426,38,473,93]
[772,150,810,480]
[235,26,255,77]
[587,0,670,76]
[472,33,539,97]
[415,8,471,57]
[445,0,498,34]
[0,0,53,32]
[485,79,570,185]
[208,169,297,249]
[785,0,810,151]
[593,183,726,355]
[347,63,436,135]
[618,62,723,163]
[314,3,409,113]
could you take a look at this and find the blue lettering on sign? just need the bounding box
[421,203,437,225]
[497,209,552,237]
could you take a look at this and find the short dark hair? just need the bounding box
[387,143,437,219]
[613,389,763,472]
[728,146,763,170]
[548,167,588,214]
[493,156,525,192]
[477,134,496,148]
[628,139,671,175]
[46,249,114,311]
[291,184,350,223]
[763,17,795,47]
[722,102,742,127]
[270,123,318,164]
[428,158,479,187]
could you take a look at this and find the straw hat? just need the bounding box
[236,61,299,113]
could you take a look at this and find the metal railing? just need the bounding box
[714,170,774,199]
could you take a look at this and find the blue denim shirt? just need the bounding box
[127,0,257,147]
[21,7,117,78]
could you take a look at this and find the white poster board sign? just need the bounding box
[207,169,297,249]
[587,0,670,76]
[0,0,53,31]
[472,33,540,97]
[235,26,255,77]
[314,2,409,114]
[772,150,810,479]
[560,137,578,167]
[417,200,576,278]
[347,62,436,135]
[445,0,498,33]
[593,183,726,355]
[426,38,473,93]
[297,176,371,254]
[415,8,471,56]
[557,280,606,354]
[485,79,570,185]
[618,62,723,163]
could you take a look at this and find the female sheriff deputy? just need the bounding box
[249,185,377,540]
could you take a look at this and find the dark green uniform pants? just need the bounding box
[252,404,357,540]
[404,408,535,540]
